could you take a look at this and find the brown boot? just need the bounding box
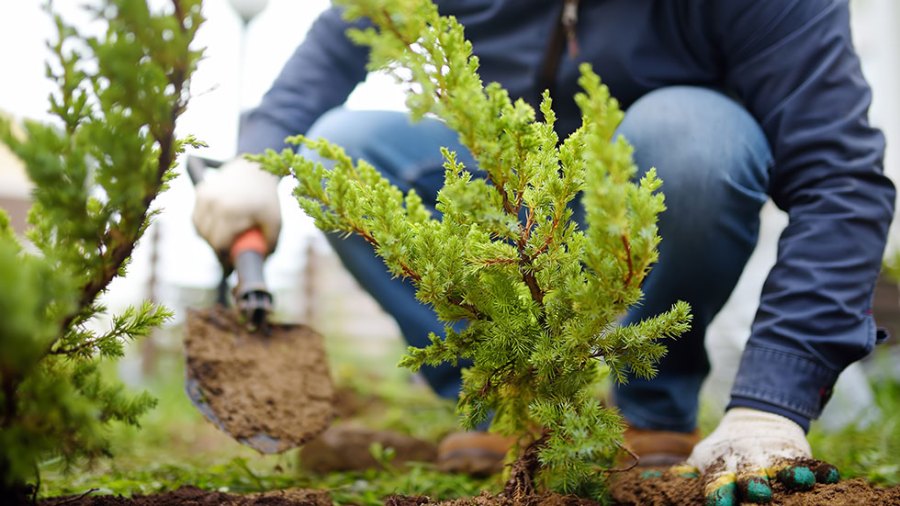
[621,426,701,467]
[299,424,437,473]
[437,431,517,476]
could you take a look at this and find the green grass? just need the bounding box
[807,352,900,486]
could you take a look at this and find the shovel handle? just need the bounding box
[230,228,272,328]
[230,228,267,260]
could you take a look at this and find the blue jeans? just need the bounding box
[301,86,773,433]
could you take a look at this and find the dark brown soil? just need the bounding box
[41,489,596,506]
[608,467,702,505]
[40,486,331,505]
[184,307,335,453]
[42,476,900,505]
[609,467,900,506]
[386,491,599,505]
[383,475,900,505]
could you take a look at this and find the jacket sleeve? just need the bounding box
[716,0,895,429]
[238,7,370,155]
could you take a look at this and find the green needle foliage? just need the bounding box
[0,0,202,496]
[256,0,691,498]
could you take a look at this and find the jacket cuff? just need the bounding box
[726,397,811,432]
[728,345,840,433]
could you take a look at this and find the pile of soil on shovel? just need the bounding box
[184,306,335,451]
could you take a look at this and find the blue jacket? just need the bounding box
[240,0,895,429]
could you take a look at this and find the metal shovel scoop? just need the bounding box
[183,156,334,453]
[184,305,335,453]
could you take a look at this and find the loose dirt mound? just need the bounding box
[184,307,335,453]
[41,477,900,505]
[609,468,900,506]
[385,491,598,505]
[41,486,331,505]
[383,473,900,505]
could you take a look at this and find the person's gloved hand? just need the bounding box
[192,157,281,261]
[677,407,839,505]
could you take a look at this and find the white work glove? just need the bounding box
[676,407,839,504]
[192,157,281,261]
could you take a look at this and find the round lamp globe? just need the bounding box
[228,0,269,23]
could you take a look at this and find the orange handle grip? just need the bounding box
[230,228,267,262]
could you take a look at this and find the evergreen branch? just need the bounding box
[520,267,545,307]
[343,222,422,283]
[520,207,535,247]
[354,224,380,248]
[322,179,489,320]
[53,1,194,350]
[515,207,546,307]
[50,331,103,357]
[447,296,483,319]
[480,358,516,396]
[620,234,634,288]
[526,208,564,261]
[497,179,518,217]
[0,1,200,491]
[400,261,422,282]
[372,6,517,218]
[51,303,171,358]
[479,257,519,267]
[358,217,483,318]
[601,442,639,473]
[81,18,188,300]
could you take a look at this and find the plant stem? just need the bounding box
[504,433,548,503]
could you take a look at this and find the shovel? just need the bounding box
[183,156,335,454]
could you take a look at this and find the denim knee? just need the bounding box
[617,86,771,220]
[612,88,774,432]
[305,108,387,159]
[304,107,469,204]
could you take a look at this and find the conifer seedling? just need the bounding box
[0,0,202,498]
[254,0,692,498]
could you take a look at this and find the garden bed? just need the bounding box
[35,360,900,505]
[41,486,331,505]
[608,469,900,506]
[40,472,900,505]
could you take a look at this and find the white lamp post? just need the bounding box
[228,0,269,25]
[227,0,269,132]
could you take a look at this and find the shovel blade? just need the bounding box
[184,306,335,453]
